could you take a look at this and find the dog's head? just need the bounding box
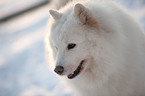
[46,3,124,80]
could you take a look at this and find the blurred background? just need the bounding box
[0,0,145,96]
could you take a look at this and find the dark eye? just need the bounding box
[67,43,76,50]
[55,47,58,51]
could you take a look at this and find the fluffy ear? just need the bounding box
[49,9,62,20]
[74,3,97,27]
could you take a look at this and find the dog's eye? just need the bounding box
[67,43,76,50]
[54,46,58,51]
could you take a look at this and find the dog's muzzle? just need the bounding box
[54,60,85,79]
[67,60,85,79]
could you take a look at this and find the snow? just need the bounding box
[0,0,145,96]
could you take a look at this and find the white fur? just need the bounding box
[45,0,145,96]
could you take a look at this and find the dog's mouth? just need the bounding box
[67,60,85,79]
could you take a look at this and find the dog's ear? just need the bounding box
[74,3,97,27]
[49,9,62,20]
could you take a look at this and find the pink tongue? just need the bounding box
[68,73,73,78]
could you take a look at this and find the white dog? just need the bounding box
[45,0,145,96]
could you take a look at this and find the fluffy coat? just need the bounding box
[45,0,145,96]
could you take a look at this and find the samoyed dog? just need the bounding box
[45,0,145,96]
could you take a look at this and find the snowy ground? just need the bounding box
[0,0,145,96]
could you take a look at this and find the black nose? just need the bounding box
[54,66,64,75]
